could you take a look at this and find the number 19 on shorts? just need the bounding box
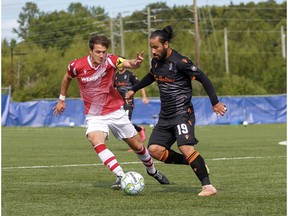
[176,123,188,135]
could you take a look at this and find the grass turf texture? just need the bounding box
[2,124,286,216]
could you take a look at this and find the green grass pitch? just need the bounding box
[2,124,287,215]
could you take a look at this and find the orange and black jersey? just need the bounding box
[131,49,219,119]
[114,70,139,100]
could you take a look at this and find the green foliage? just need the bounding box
[262,57,287,94]
[28,5,109,51]
[12,45,65,101]
[1,1,286,101]
[1,42,13,87]
[212,74,268,95]
[12,2,41,40]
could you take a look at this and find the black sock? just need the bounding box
[134,124,142,132]
[164,149,189,165]
[189,153,211,186]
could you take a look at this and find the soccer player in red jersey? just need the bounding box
[53,35,169,189]
[126,26,227,196]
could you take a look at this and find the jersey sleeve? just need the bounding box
[196,72,219,106]
[176,58,219,106]
[107,54,119,68]
[108,54,127,70]
[67,59,77,78]
[131,72,155,93]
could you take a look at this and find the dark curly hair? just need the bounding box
[150,25,174,44]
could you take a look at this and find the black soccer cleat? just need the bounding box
[147,170,170,184]
[111,176,122,190]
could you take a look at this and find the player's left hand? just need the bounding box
[134,51,144,66]
[213,102,227,116]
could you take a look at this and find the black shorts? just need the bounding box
[148,112,199,149]
[124,102,134,120]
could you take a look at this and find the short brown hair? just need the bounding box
[89,35,110,50]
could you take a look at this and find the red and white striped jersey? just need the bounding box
[67,54,124,116]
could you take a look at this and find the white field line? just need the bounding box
[2,155,286,171]
[279,141,287,145]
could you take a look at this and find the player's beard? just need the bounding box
[157,49,167,62]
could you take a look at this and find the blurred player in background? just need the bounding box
[114,66,149,144]
[126,26,227,196]
[53,34,169,189]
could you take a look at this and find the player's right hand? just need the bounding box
[142,97,149,104]
[53,100,66,116]
[125,90,135,104]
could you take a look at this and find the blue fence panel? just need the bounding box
[133,95,286,126]
[2,95,286,127]
[5,99,85,127]
[1,94,10,126]
[133,99,160,125]
[244,95,287,124]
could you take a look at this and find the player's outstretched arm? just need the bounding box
[122,51,144,69]
[193,71,227,116]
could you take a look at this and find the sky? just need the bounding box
[1,0,286,41]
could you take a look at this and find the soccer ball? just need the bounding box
[243,121,248,126]
[121,171,145,195]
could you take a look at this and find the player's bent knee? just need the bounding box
[148,144,166,160]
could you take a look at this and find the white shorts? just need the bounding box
[85,107,137,140]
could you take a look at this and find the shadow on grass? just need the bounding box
[92,180,199,194]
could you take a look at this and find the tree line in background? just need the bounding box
[1,0,286,101]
